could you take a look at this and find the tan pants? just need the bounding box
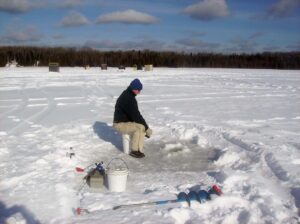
[113,122,146,152]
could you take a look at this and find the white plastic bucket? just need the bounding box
[106,158,129,192]
[122,134,131,154]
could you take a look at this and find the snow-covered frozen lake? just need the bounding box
[0,67,299,223]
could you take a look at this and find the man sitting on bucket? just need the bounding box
[113,78,153,158]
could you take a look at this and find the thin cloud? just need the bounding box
[84,40,120,49]
[186,30,207,37]
[0,0,44,13]
[59,11,90,27]
[227,36,259,53]
[84,39,165,51]
[184,0,229,21]
[176,38,220,52]
[249,32,264,40]
[57,0,87,8]
[1,25,43,43]
[286,41,300,51]
[267,0,300,18]
[224,31,267,53]
[95,9,158,25]
[52,33,64,39]
[84,37,221,53]
[262,45,282,52]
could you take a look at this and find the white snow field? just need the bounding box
[0,67,299,224]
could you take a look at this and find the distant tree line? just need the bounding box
[0,46,299,69]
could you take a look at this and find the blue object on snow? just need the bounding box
[156,200,170,205]
[188,191,198,201]
[198,190,210,203]
[113,186,222,210]
[95,162,105,174]
[177,192,188,202]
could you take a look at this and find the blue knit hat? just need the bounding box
[129,78,143,91]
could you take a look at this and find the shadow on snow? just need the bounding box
[0,201,40,224]
[92,121,123,152]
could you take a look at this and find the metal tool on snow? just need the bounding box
[76,185,222,215]
[113,185,222,210]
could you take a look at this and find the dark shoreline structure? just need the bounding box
[1,46,299,69]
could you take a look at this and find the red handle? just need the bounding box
[75,167,84,172]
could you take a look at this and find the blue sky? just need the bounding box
[0,0,299,53]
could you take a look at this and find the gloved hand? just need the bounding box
[145,128,153,138]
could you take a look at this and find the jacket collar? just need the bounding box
[126,87,136,97]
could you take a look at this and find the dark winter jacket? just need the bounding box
[113,87,149,130]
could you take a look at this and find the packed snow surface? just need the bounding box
[0,67,299,224]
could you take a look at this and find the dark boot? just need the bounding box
[137,151,145,157]
[130,151,143,158]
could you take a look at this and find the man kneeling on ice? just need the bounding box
[113,78,153,158]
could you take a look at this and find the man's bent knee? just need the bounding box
[113,122,128,134]
[134,123,145,132]
[113,122,145,134]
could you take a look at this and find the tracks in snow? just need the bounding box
[221,130,299,217]
[221,131,294,183]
